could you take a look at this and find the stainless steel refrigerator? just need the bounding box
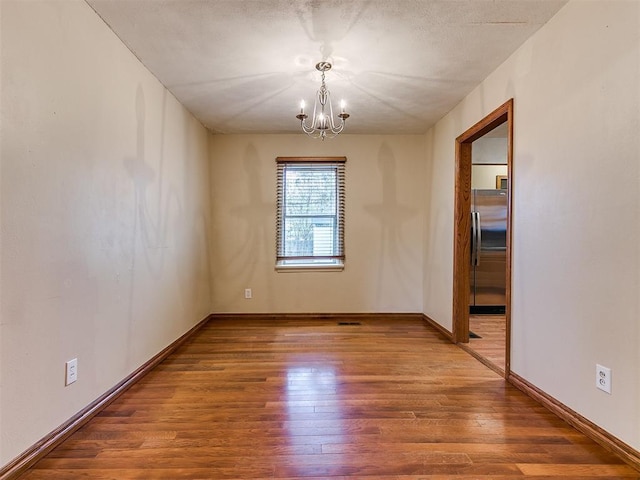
[470,189,507,314]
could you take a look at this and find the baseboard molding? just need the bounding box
[508,372,640,471]
[457,342,505,377]
[0,314,212,480]
[210,312,424,322]
[421,313,453,341]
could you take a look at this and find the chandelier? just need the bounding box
[296,61,349,140]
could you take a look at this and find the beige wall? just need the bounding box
[0,0,211,465]
[423,0,640,449]
[471,165,508,190]
[2,0,638,469]
[210,134,425,313]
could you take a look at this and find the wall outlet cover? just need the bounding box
[65,358,78,386]
[596,364,611,394]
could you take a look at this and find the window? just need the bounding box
[276,157,345,270]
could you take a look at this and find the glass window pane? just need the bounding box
[284,217,335,256]
[284,167,336,216]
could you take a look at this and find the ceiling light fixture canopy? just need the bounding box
[296,61,349,140]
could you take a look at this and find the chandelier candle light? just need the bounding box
[296,61,349,140]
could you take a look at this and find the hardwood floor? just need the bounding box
[468,314,507,373]
[18,316,639,479]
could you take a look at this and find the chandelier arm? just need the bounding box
[322,94,344,135]
[326,92,336,130]
[301,120,318,135]
[311,96,319,130]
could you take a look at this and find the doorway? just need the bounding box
[452,99,513,377]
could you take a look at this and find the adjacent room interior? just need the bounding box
[2,0,639,478]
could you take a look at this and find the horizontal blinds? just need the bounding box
[276,156,346,164]
[276,159,345,262]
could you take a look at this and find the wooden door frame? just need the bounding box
[452,98,513,376]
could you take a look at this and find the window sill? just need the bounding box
[275,261,344,272]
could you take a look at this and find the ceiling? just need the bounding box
[86,0,567,135]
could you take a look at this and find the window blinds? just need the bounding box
[276,157,346,263]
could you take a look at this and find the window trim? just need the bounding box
[275,156,346,272]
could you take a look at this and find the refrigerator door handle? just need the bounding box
[471,211,481,266]
[475,212,482,266]
[470,211,476,266]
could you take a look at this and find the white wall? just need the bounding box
[423,0,640,449]
[210,134,425,313]
[0,0,211,466]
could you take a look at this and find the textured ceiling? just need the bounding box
[86,0,567,135]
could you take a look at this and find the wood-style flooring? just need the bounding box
[468,314,507,373]
[18,316,639,479]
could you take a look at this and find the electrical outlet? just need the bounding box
[596,364,611,394]
[244,288,252,299]
[65,358,78,386]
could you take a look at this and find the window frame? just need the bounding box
[275,156,346,272]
